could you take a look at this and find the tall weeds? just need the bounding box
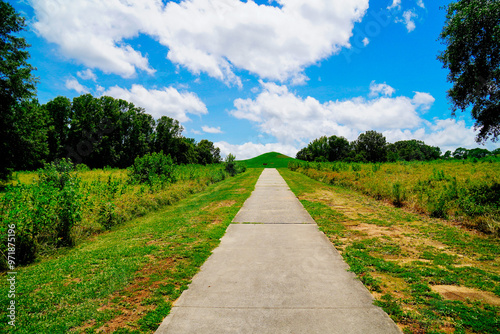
[1,160,245,269]
[289,159,500,235]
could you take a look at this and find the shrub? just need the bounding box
[37,159,82,246]
[129,151,176,186]
[224,153,246,177]
[392,182,405,207]
[0,159,82,269]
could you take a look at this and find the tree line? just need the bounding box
[4,94,222,175]
[296,130,500,163]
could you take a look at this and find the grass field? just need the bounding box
[1,163,243,269]
[289,159,500,235]
[0,168,261,333]
[280,168,500,333]
[238,151,298,168]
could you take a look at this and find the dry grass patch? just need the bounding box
[432,285,500,306]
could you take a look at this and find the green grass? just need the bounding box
[1,163,241,269]
[0,168,261,333]
[280,168,500,334]
[238,152,299,168]
[289,159,500,235]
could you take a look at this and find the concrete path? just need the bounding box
[155,169,401,334]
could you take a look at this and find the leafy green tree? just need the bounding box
[453,147,469,159]
[389,140,441,161]
[327,135,350,161]
[43,96,71,161]
[443,150,453,159]
[438,0,500,142]
[309,136,329,162]
[120,107,155,166]
[352,131,387,163]
[196,139,222,165]
[11,99,49,171]
[0,1,38,180]
[154,116,183,156]
[296,147,313,161]
[468,147,490,159]
[174,138,198,164]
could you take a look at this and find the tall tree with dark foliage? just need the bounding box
[438,0,500,142]
[0,1,39,180]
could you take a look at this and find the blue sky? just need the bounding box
[12,0,500,159]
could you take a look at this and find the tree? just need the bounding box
[296,147,312,161]
[196,139,221,165]
[0,1,37,180]
[389,140,441,161]
[438,0,500,143]
[44,96,72,161]
[327,135,351,161]
[352,131,387,163]
[453,147,469,159]
[154,116,183,156]
[468,147,490,159]
[10,99,49,170]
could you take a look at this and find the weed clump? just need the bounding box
[128,151,176,187]
[0,159,82,269]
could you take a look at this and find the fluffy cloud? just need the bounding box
[369,81,395,97]
[77,69,97,82]
[387,0,401,10]
[382,119,481,154]
[65,78,89,94]
[402,10,417,32]
[32,0,369,84]
[230,81,431,145]
[214,141,299,160]
[202,126,223,134]
[32,0,157,78]
[227,82,498,156]
[103,84,207,122]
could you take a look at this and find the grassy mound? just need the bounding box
[238,152,299,168]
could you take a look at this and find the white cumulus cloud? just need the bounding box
[230,81,431,145]
[387,0,401,10]
[31,0,370,84]
[202,126,223,134]
[32,0,159,78]
[402,10,417,32]
[65,78,89,94]
[103,84,208,122]
[369,81,395,97]
[77,69,97,81]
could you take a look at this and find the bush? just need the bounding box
[0,159,82,269]
[37,159,82,246]
[129,151,176,186]
[392,182,405,207]
[224,153,246,177]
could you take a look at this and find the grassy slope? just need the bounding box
[280,168,500,334]
[0,169,261,333]
[238,152,298,168]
